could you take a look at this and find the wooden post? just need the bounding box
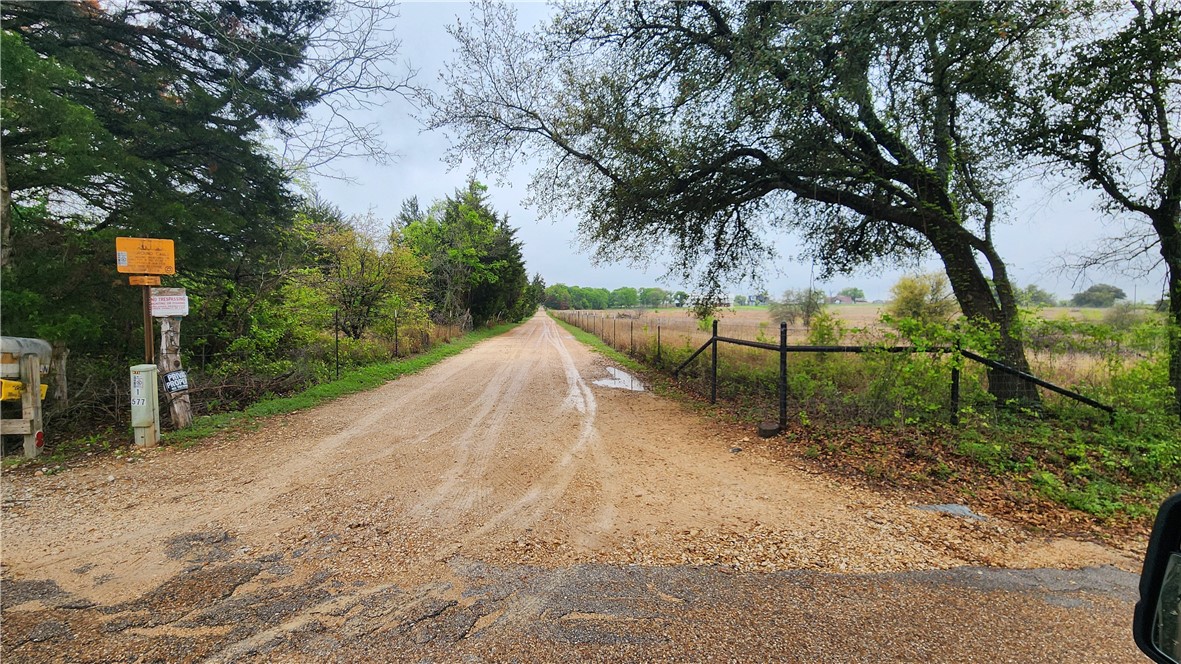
[50,341,69,406]
[20,354,43,458]
[950,366,961,426]
[779,322,788,432]
[158,316,193,429]
[950,338,962,426]
[710,319,718,405]
[142,285,154,363]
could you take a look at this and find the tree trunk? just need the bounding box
[1168,290,1181,419]
[1158,211,1181,418]
[1,150,12,270]
[934,235,1041,406]
[157,316,193,429]
[50,342,69,406]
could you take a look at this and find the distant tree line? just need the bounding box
[544,277,1147,316]
[543,284,689,310]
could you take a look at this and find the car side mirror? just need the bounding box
[1136,493,1181,663]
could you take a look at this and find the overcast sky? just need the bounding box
[309,1,1168,304]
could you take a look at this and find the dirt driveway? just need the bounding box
[1,312,1146,661]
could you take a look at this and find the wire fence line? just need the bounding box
[550,309,1115,430]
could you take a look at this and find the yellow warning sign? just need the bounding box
[115,237,175,275]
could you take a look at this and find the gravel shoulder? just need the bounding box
[0,312,1145,661]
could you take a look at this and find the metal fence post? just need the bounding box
[950,366,961,426]
[710,319,718,405]
[950,339,961,426]
[657,325,661,363]
[779,322,788,432]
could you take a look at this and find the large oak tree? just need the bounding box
[427,1,1073,403]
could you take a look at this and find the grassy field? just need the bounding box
[552,303,1143,412]
[562,304,1141,351]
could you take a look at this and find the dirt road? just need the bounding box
[1,312,1146,661]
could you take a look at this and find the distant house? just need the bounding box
[828,295,854,305]
[688,293,732,309]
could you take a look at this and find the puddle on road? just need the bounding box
[592,367,645,392]
[914,504,987,520]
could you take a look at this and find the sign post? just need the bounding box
[117,238,181,436]
[116,237,175,363]
[142,286,153,364]
[19,354,44,457]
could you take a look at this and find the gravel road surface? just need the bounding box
[1,312,1146,662]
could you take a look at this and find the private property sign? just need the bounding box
[150,288,189,317]
[162,370,189,394]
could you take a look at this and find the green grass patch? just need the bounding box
[548,312,647,375]
[2,456,30,470]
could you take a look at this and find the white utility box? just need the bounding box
[130,364,160,446]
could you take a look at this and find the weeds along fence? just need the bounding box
[549,310,1115,430]
[30,315,469,447]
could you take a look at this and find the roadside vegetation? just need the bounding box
[2,322,522,471]
[0,3,542,459]
[431,0,1179,418]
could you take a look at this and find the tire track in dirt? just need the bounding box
[0,311,1145,662]
[412,318,550,520]
[0,324,555,601]
[429,314,618,560]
